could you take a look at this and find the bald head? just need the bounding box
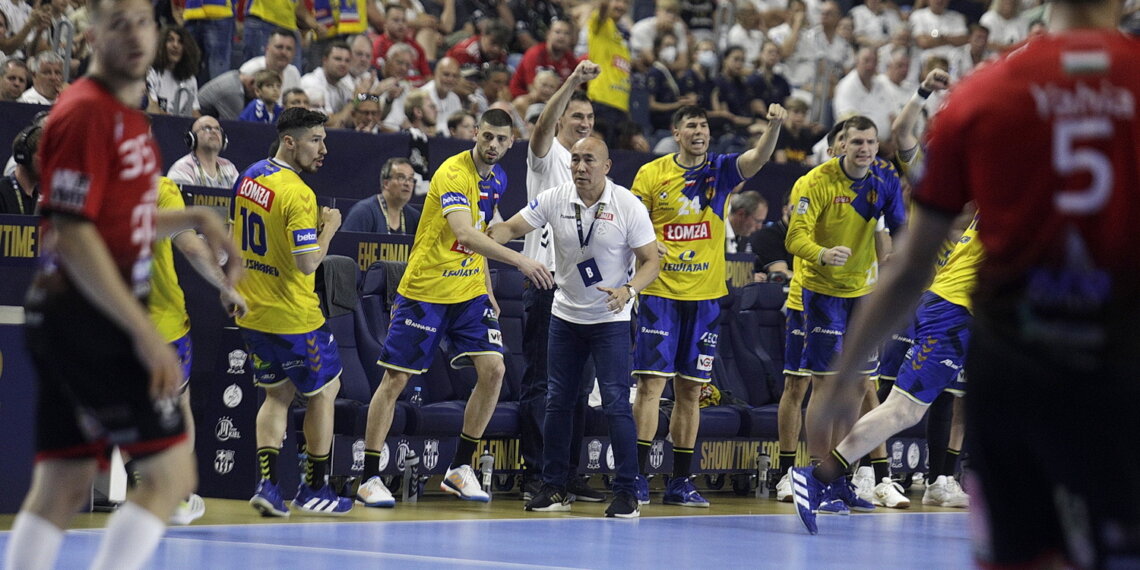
[435,57,460,93]
[570,137,611,193]
[190,115,225,153]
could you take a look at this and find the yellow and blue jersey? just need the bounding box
[398,151,506,304]
[929,213,983,312]
[183,0,233,20]
[585,9,630,112]
[786,157,906,298]
[631,152,745,301]
[231,158,324,335]
[149,177,191,343]
[245,0,297,30]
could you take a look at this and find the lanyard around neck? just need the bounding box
[378,195,405,234]
[574,202,605,249]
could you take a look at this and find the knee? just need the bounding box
[635,376,666,399]
[674,380,703,404]
[482,359,506,383]
[782,376,809,400]
[378,371,410,399]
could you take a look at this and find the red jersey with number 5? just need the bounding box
[914,31,1140,316]
[38,78,162,297]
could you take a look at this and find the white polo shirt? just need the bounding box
[521,180,656,325]
[521,138,572,271]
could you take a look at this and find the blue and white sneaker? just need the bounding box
[356,475,396,508]
[634,474,650,505]
[663,476,710,508]
[292,483,354,516]
[790,467,824,534]
[250,479,290,518]
[828,477,876,512]
[817,498,851,515]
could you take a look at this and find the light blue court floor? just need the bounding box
[1,512,973,568]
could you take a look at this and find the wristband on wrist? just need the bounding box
[624,283,637,303]
[917,86,932,99]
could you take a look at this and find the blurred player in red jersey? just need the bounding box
[4,0,241,568]
[803,0,1140,564]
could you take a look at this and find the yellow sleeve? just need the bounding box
[629,164,654,209]
[785,177,826,265]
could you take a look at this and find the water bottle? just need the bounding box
[755,452,770,498]
[479,448,494,496]
[401,449,420,503]
[409,386,423,407]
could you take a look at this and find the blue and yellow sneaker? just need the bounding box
[292,483,354,516]
[634,474,650,505]
[663,476,710,508]
[250,479,290,518]
[790,467,824,534]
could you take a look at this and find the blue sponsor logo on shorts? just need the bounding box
[441,192,470,208]
[292,228,318,247]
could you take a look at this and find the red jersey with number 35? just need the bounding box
[915,31,1140,318]
[38,78,162,297]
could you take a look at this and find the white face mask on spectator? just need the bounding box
[660,46,678,64]
[696,50,718,69]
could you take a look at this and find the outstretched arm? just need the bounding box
[738,103,788,178]
[891,69,950,154]
[530,60,600,158]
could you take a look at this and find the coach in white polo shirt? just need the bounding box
[489,137,659,518]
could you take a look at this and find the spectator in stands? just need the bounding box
[780,0,853,101]
[238,69,283,123]
[645,31,695,136]
[464,62,511,116]
[774,97,823,165]
[344,93,383,132]
[752,41,792,110]
[0,121,40,215]
[239,28,301,102]
[0,5,48,60]
[949,24,993,80]
[726,190,769,254]
[630,102,786,509]
[980,0,1027,50]
[491,135,658,519]
[377,47,430,132]
[393,0,454,63]
[727,1,766,72]
[682,0,716,43]
[586,0,632,147]
[181,0,235,84]
[0,58,29,101]
[414,56,463,134]
[453,0,514,35]
[446,110,477,139]
[512,70,560,128]
[629,0,688,71]
[166,116,240,188]
[850,0,903,50]
[301,40,355,120]
[18,51,63,104]
[909,0,969,68]
[447,18,511,68]
[282,86,310,109]
[371,4,432,87]
[833,47,894,141]
[401,88,439,137]
[1027,18,1047,37]
[712,45,768,141]
[353,109,554,509]
[879,46,914,113]
[508,0,565,52]
[198,68,255,120]
[750,192,794,281]
[512,61,603,504]
[509,18,577,99]
[241,0,311,67]
[347,34,373,87]
[146,26,200,116]
[341,157,421,234]
[876,26,916,79]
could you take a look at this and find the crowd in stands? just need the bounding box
[4,0,1136,156]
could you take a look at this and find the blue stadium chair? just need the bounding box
[724,283,787,438]
[696,290,744,438]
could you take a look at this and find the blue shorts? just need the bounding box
[875,324,916,381]
[241,326,343,396]
[783,309,809,377]
[633,296,721,383]
[801,289,877,375]
[379,294,504,374]
[172,333,193,390]
[894,292,970,405]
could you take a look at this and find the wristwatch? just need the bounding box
[624,283,637,303]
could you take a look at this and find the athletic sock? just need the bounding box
[5,512,64,570]
[363,449,382,480]
[637,439,653,474]
[812,449,850,484]
[308,453,330,489]
[942,448,961,478]
[451,433,480,469]
[672,446,695,479]
[257,447,279,483]
[90,501,165,570]
[871,457,891,481]
[779,451,798,476]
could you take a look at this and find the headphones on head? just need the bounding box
[12,124,42,167]
[185,123,229,152]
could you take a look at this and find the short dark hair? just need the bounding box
[277,107,328,139]
[479,108,513,129]
[323,40,351,60]
[447,110,474,131]
[843,115,878,137]
[672,105,707,129]
[483,20,512,46]
[826,119,847,147]
[269,28,296,43]
[381,157,413,180]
